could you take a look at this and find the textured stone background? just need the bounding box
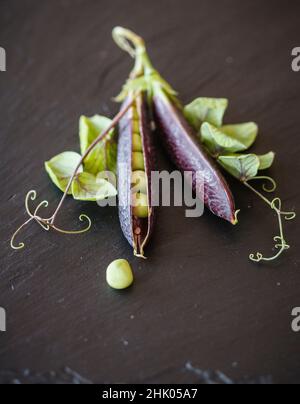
[0,0,299,383]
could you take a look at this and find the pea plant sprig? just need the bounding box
[11,26,296,265]
[113,27,296,263]
[11,99,136,250]
[184,98,296,262]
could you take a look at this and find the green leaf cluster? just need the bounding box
[184,98,275,181]
[45,115,118,201]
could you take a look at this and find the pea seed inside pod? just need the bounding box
[132,192,149,218]
[131,170,147,194]
[106,259,134,290]
[132,120,140,134]
[132,108,139,122]
[132,151,145,171]
[132,133,143,152]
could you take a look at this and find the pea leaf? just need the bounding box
[201,122,258,154]
[258,151,275,170]
[45,152,83,194]
[79,115,116,175]
[72,172,117,202]
[79,115,112,154]
[218,154,260,181]
[184,97,228,129]
[221,122,258,150]
[105,138,118,175]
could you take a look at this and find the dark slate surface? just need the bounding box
[0,0,299,384]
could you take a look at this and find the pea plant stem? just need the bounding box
[243,180,273,209]
[112,27,155,78]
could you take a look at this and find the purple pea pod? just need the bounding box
[153,90,236,224]
[117,93,155,258]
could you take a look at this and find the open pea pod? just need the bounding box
[117,93,155,259]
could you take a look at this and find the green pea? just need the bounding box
[132,108,139,121]
[106,259,134,290]
[132,120,140,134]
[132,152,145,171]
[132,192,149,218]
[132,133,143,152]
[131,170,147,194]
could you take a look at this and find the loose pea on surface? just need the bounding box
[131,170,147,194]
[132,152,145,171]
[132,192,149,218]
[132,133,143,152]
[106,259,134,290]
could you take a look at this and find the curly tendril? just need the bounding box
[10,190,92,251]
[281,211,296,221]
[247,176,277,193]
[50,215,92,235]
[244,179,296,263]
